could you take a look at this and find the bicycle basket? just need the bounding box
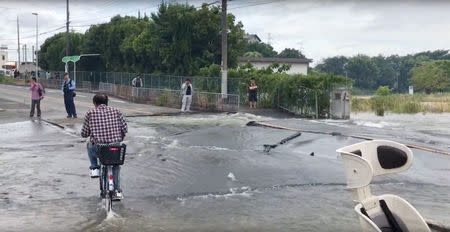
[99,144,126,165]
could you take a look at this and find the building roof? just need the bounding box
[238,57,313,64]
[243,34,262,43]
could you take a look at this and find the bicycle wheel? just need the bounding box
[100,166,107,199]
[105,191,113,212]
[99,168,104,198]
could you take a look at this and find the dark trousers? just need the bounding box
[30,99,41,117]
[64,92,77,117]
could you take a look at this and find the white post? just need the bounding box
[73,61,76,83]
[221,0,228,97]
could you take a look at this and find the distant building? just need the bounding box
[0,45,8,68]
[238,57,312,75]
[243,34,262,44]
[18,62,41,77]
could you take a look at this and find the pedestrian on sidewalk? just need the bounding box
[29,77,44,118]
[248,78,258,109]
[181,78,193,112]
[62,73,77,118]
[131,75,143,88]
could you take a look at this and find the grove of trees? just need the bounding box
[410,60,450,93]
[39,3,245,76]
[315,50,450,93]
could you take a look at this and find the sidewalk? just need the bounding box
[0,84,181,128]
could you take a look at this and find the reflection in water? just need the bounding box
[0,113,449,231]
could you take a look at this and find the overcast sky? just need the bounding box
[0,0,449,66]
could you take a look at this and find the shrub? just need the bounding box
[156,89,172,106]
[371,96,386,116]
[376,86,391,96]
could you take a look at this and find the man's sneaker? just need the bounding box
[112,191,123,201]
[90,169,100,178]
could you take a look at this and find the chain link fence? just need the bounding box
[26,70,345,117]
[98,82,240,112]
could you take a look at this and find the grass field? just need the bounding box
[352,93,450,114]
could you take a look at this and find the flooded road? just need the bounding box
[0,109,449,232]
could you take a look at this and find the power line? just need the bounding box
[0,26,66,42]
[69,0,123,21]
[229,0,285,10]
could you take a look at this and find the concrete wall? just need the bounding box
[330,88,350,119]
[239,61,308,75]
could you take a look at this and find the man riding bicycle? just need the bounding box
[81,94,128,200]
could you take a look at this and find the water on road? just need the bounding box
[0,112,449,232]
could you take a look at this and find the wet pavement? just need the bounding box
[0,84,449,232]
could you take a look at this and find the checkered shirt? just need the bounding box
[81,104,128,144]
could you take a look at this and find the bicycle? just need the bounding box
[98,143,127,213]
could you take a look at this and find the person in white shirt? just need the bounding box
[181,79,193,112]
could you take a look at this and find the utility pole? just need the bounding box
[267,33,272,45]
[221,0,228,96]
[17,16,21,72]
[32,45,35,66]
[24,44,27,62]
[32,12,38,79]
[65,0,70,73]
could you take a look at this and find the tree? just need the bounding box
[39,3,245,75]
[243,42,278,57]
[372,55,396,88]
[346,55,379,89]
[375,86,391,96]
[315,56,348,76]
[243,51,262,57]
[278,48,306,59]
[410,60,450,93]
[38,32,84,71]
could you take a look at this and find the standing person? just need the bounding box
[181,79,194,112]
[131,75,143,88]
[81,94,128,200]
[62,73,77,118]
[29,77,44,118]
[248,78,258,109]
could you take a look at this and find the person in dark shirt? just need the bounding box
[248,78,258,109]
[61,73,77,118]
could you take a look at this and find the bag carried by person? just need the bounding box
[38,84,45,98]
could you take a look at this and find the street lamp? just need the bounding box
[32,12,38,79]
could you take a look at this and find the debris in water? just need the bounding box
[264,131,302,152]
[227,172,236,181]
[161,158,167,162]
[246,121,257,126]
